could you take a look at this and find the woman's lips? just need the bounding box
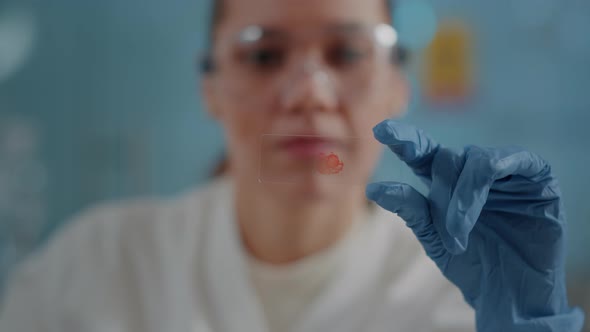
[278,137,341,158]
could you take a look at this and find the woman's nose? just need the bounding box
[279,61,338,114]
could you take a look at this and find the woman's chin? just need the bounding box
[263,175,355,202]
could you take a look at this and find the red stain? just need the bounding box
[316,152,344,175]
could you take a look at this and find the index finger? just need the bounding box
[373,119,440,183]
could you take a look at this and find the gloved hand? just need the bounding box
[365,120,585,332]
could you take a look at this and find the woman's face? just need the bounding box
[203,0,408,199]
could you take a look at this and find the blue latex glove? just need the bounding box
[366,120,585,332]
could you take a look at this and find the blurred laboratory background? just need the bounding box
[0,0,589,328]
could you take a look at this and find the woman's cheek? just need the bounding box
[226,109,263,138]
[229,112,269,156]
[349,108,381,136]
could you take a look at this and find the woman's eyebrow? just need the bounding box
[236,22,367,44]
[324,23,366,34]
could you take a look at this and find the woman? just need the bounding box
[0,0,584,331]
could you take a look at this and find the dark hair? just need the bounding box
[200,0,406,74]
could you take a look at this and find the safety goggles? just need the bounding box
[204,23,402,109]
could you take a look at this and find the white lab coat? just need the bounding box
[0,177,475,332]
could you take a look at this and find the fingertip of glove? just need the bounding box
[366,182,385,201]
[373,120,399,143]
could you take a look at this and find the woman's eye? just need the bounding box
[328,46,368,67]
[242,48,285,70]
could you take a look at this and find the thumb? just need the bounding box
[366,182,448,262]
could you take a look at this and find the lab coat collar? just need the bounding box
[202,177,395,332]
[203,177,269,332]
[293,206,394,332]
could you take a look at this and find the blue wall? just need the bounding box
[1,0,589,281]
